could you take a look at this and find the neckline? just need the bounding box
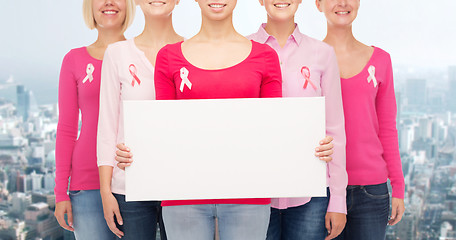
[130,38,155,72]
[84,47,103,62]
[178,40,255,72]
[341,46,377,80]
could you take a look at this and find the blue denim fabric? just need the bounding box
[69,190,116,240]
[335,183,390,240]
[266,188,330,240]
[113,194,166,240]
[163,204,270,240]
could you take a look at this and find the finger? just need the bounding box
[389,208,404,226]
[115,209,124,226]
[116,149,133,159]
[316,149,334,157]
[106,215,124,238]
[55,214,74,232]
[320,136,333,144]
[117,162,131,170]
[319,156,333,163]
[325,216,331,235]
[115,155,133,164]
[318,143,334,152]
[388,206,398,225]
[116,143,130,151]
[67,206,74,228]
[326,230,339,240]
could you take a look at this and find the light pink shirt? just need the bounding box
[97,39,156,195]
[248,24,348,213]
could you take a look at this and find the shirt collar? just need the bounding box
[255,23,304,46]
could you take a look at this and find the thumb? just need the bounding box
[390,204,397,220]
[115,209,123,226]
[325,215,331,234]
[67,205,74,227]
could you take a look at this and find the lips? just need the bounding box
[274,3,291,8]
[208,3,227,8]
[149,1,166,6]
[102,10,119,15]
[335,11,350,15]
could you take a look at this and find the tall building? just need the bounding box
[16,85,30,121]
[449,66,456,112]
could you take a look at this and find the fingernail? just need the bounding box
[127,148,130,151]
[320,141,324,144]
[120,221,123,225]
[316,147,320,151]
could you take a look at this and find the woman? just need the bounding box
[54,0,135,239]
[248,1,347,239]
[316,0,405,239]
[97,0,183,239]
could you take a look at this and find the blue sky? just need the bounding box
[1,0,455,103]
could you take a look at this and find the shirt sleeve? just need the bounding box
[55,52,78,203]
[376,53,405,199]
[260,46,282,98]
[97,46,120,167]
[321,48,348,214]
[154,46,177,100]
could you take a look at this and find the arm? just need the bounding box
[54,52,77,231]
[321,48,347,240]
[154,46,176,100]
[376,53,405,225]
[97,47,124,238]
[260,46,282,98]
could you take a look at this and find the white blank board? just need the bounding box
[123,97,327,201]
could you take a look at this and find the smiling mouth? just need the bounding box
[149,1,166,6]
[274,3,291,8]
[209,4,227,8]
[335,11,350,15]
[102,10,118,15]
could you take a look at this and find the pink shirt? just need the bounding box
[341,47,405,199]
[97,39,156,195]
[154,41,282,206]
[55,47,102,203]
[248,24,348,213]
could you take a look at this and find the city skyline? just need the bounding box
[1,0,456,104]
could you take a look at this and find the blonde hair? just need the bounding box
[82,0,136,32]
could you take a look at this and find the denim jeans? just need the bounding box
[163,204,270,240]
[69,189,116,240]
[266,188,330,240]
[113,194,166,240]
[334,183,390,240]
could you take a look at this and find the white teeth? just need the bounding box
[103,11,116,15]
[150,2,165,6]
[274,3,290,8]
[209,4,225,8]
[335,11,350,14]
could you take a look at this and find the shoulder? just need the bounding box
[372,46,391,62]
[105,39,131,56]
[62,47,86,61]
[251,40,278,59]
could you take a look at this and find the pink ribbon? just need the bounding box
[301,66,317,90]
[129,64,141,87]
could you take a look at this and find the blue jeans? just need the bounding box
[266,188,330,240]
[335,183,390,240]
[69,189,116,240]
[163,204,270,240]
[113,194,166,240]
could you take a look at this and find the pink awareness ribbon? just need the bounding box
[82,63,94,83]
[367,65,378,87]
[301,66,317,90]
[179,67,192,92]
[129,64,141,87]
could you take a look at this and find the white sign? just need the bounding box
[123,97,327,201]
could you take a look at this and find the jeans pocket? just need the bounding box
[69,190,84,196]
[361,184,389,199]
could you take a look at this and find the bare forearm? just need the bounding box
[99,166,114,196]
